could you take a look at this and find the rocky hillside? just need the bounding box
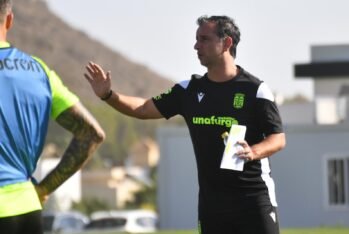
[6,0,181,166]
[9,0,174,102]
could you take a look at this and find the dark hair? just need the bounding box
[0,0,11,23]
[197,15,241,58]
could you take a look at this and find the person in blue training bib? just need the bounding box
[85,15,286,234]
[0,1,105,233]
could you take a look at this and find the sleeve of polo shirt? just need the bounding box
[33,57,79,119]
[47,70,79,119]
[255,82,284,136]
[152,83,186,119]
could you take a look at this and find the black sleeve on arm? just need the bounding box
[152,83,185,119]
[256,98,284,136]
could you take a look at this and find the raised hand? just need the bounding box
[84,61,112,99]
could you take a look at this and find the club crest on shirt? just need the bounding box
[233,93,245,109]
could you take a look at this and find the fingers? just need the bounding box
[106,70,112,82]
[92,62,104,74]
[238,152,253,161]
[84,73,93,83]
[89,62,106,77]
[84,61,108,81]
[237,140,248,147]
[236,140,254,161]
[84,63,95,82]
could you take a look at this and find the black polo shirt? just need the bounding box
[153,66,284,215]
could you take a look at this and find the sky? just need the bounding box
[45,0,349,100]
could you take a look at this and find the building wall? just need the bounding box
[157,125,349,229]
[272,124,349,227]
[311,44,349,62]
[157,127,198,230]
[314,77,349,96]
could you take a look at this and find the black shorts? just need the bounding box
[0,210,43,234]
[199,206,279,234]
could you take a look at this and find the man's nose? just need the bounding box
[194,41,199,50]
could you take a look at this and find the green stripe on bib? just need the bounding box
[0,181,42,217]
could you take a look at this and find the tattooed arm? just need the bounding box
[34,102,105,202]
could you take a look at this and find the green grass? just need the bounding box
[282,227,349,234]
[80,227,349,234]
[154,229,347,234]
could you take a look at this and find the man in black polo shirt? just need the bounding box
[85,15,286,234]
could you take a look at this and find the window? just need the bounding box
[326,157,349,206]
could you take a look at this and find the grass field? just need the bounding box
[81,227,349,234]
[282,227,349,234]
[161,228,349,234]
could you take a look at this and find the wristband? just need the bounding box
[101,90,113,101]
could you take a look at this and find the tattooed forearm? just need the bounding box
[36,102,105,195]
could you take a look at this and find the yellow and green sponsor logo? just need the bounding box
[233,93,245,109]
[192,116,238,128]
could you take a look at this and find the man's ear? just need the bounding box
[5,12,13,30]
[223,36,233,52]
